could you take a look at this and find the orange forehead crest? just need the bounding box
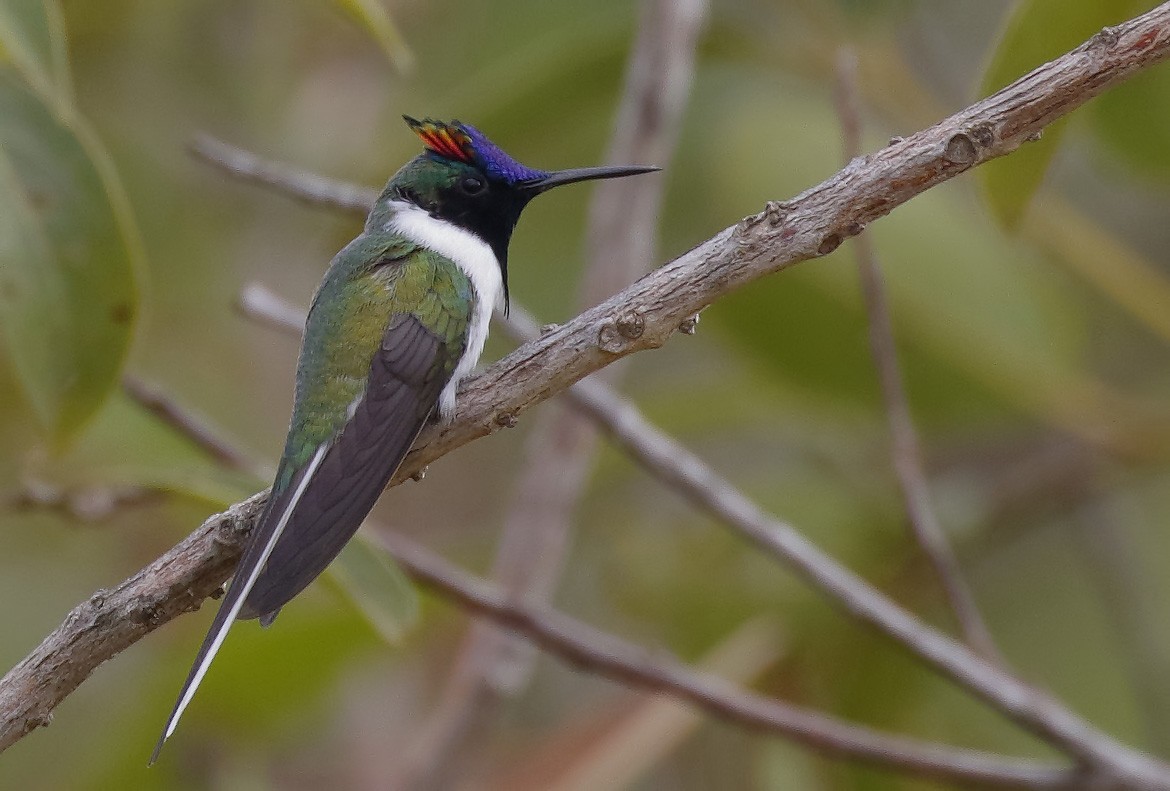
[403,116,474,164]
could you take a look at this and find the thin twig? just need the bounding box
[236,284,304,335]
[189,134,378,212]
[6,480,163,522]
[122,374,255,473]
[482,617,784,791]
[235,282,313,336]
[832,49,1003,663]
[5,9,1170,786]
[377,532,1079,790]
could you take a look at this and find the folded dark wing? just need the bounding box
[239,313,453,622]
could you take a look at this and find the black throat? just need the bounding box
[395,180,532,310]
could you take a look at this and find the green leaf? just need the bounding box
[977,0,1128,228]
[333,0,413,73]
[1091,63,1170,180]
[0,74,142,445]
[32,392,258,508]
[329,536,419,645]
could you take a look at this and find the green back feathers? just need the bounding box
[277,236,473,487]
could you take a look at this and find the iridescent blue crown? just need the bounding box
[404,116,547,184]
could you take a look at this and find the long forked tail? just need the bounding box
[149,445,327,764]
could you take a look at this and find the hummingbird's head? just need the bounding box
[386,116,658,305]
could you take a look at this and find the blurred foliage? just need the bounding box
[1092,53,1170,180]
[0,0,141,445]
[3,0,1170,789]
[976,0,1131,227]
[334,0,414,73]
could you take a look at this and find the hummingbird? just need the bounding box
[151,116,657,761]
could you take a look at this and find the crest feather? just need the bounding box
[404,116,475,164]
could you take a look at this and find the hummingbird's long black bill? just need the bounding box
[520,164,659,194]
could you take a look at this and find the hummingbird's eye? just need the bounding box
[459,176,486,195]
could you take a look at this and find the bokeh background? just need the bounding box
[4,0,1170,788]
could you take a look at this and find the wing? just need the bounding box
[151,313,458,763]
[241,313,452,620]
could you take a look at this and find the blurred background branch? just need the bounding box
[832,48,1002,664]
[378,532,1079,790]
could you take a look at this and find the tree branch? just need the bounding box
[5,6,1170,786]
[122,374,257,474]
[190,134,377,213]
